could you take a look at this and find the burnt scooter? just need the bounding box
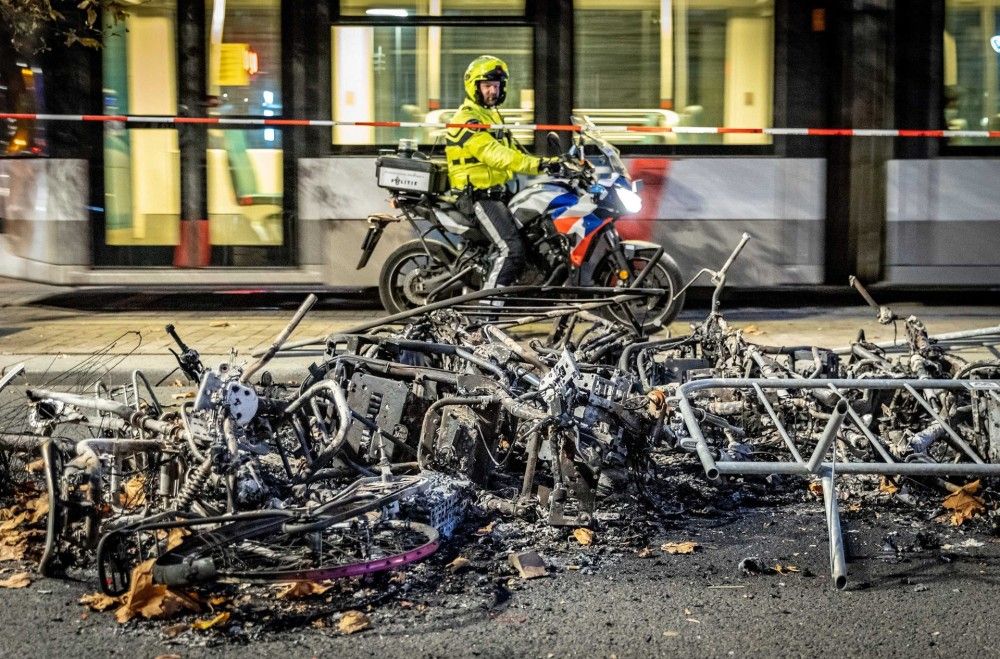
[357,118,685,331]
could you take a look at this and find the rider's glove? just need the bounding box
[539,157,562,175]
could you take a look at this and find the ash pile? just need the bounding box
[1,234,999,633]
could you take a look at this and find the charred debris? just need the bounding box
[1,234,999,621]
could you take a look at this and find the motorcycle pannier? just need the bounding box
[376,156,449,194]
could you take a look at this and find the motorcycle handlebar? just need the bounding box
[164,324,192,354]
[555,156,593,183]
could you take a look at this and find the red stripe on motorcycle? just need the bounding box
[553,216,581,234]
[570,219,613,267]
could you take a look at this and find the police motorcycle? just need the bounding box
[357,117,685,330]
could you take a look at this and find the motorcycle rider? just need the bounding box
[445,55,561,289]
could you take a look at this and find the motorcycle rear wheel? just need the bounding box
[379,240,454,314]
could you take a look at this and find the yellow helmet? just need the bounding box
[463,55,509,107]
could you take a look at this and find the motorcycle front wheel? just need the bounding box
[596,248,685,333]
[378,240,455,314]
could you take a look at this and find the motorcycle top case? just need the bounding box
[376,156,449,194]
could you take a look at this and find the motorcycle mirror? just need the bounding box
[546,131,562,154]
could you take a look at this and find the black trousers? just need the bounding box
[473,199,525,288]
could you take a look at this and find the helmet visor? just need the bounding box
[481,66,508,83]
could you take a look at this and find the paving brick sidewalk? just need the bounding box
[0,304,385,381]
[2,298,997,380]
[1,307,381,355]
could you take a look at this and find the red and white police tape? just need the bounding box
[1,112,998,138]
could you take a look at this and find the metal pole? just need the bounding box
[241,293,317,383]
[902,382,984,464]
[838,395,897,464]
[821,470,848,590]
[806,400,848,473]
[710,232,751,312]
[679,376,977,394]
[714,461,1000,477]
[676,392,720,480]
[254,286,663,356]
[751,383,804,464]
[629,245,664,289]
[521,428,543,498]
[833,325,1000,355]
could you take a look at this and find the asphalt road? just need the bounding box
[0,500,997,658]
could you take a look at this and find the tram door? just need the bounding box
[98,0,290,268]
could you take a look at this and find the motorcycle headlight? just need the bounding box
[615,186,643,214]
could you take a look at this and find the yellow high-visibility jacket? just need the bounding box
[445,99,541,190]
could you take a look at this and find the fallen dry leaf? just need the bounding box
[25,459,44,473]
[637,547,655,558]
[192,611,230,631]
[208,321,231,328]
[25,496,49,524]
[80,592,121,612]
[0,542,27,562]
[943,480,986,525]
[170,379,186,388]
[115,559,201,623]
[118,477,146,509]
[155,527,189,551]
[171,391,195,400]
[742,324,763,335]
[807,480,823,497]
[0,572,31,588]
[573,528,594,546]
[0,512,27,533]
[661,541,699,555]
[275,581,332,600]
[475,520,497,536]
[773,563,800,575]
[208,594,230,607]
[879,477,899,495]
[447,557,471,573]
[0,530,24,547]
[338,610,371,635]
[161,622,188,638]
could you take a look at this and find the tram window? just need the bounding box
[339,0,525,17]
[944,0,1000,145]
[102,0,181,247]
[331,25,533,146]
[0,61,47,157]
[205,0,284,248]
[574,0,774,145]
[206,0,281,119]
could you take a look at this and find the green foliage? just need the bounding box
[0,0,131,53]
